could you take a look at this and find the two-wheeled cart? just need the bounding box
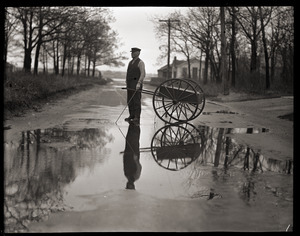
[123,78,205,123]
[120,78,206,170]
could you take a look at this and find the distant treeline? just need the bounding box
[4,7,127,78]
[101,70,157,80]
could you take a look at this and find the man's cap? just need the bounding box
[130,47,141,52]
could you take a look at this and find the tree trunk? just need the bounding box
[220,7,229,95]
[56,40,59,75]
[259,6,270,89]
[84,53,88,76]
[187,56,191,78]
[77,55,81,75]
[33,8,43,76]
[22,9,34,73]
[230,7,237,87]
[204,50,209,84]
[24,48,32,73]
[199,50,203,83]
[87,57,91,77]
[62,44,67,77]
[45,47,48,73]
[250,39,258,72]
[71,56,74,75]
[34,42,42,75]
[270,47,276,82]
[281,47,288,84]
[42,46,46,74]
[53,40,59,75]
[209,57,218,83]
[92,60,96,77]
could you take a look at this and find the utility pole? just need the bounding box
[159,19,179,80]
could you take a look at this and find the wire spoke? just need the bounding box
[185,103,195,115]
[157,100,173,111]
[180,103,189,120]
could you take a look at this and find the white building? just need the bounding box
[157,56,211,82]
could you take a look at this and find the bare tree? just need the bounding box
[235,7,272,75]
[187,7,221,84]
[227,7,237,88]
[33,7,78,75]
[220,7,229,95]
[258,6,273,89]
[13,7,36,73]
[278,7,294,86]
[9,6,125,77]
[235,7,260,73]
[170,12,199,79]
[4,8,18,69]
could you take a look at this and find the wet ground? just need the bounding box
[3,79,293,232]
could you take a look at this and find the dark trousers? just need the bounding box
[127,80,142,118]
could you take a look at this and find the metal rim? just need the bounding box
[185,79,206,119]
[152,79,199,123]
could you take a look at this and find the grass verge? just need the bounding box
[4,72,111,120]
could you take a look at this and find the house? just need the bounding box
[157,56,211,82]
[157,64,170,79]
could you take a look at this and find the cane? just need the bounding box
[115,88,139,124]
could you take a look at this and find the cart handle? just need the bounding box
[121,87,155,96]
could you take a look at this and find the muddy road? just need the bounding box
[3,78,293,232]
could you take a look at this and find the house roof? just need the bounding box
[157,57,199,71]
[157,64,169,71]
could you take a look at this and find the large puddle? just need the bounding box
[4,115,293,232]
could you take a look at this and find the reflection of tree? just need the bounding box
[238,171,258,205]
[4,126,113,232]
[42,127,114,149]
[191,125,290,172]
[214,128,224,167]
[185,125,293,201]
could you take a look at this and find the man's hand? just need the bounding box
[136,81,142,90]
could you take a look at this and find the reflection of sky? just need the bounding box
[4,118,293,232]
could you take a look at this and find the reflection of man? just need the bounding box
[123,123,142,190]
[125,47,146,123]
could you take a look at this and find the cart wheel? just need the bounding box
[152,79,199,123]
[186,79,206,119]
[150,123,200,171]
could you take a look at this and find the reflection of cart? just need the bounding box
[151,123,204,171]
[124,78,205,123]
[120,122,204,171]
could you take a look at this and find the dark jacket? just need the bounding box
[126,58,141,89]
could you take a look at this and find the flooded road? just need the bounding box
[4,79,293,232]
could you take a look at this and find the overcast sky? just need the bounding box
[98,7,189,74]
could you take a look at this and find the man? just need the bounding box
[125,47,146,123]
